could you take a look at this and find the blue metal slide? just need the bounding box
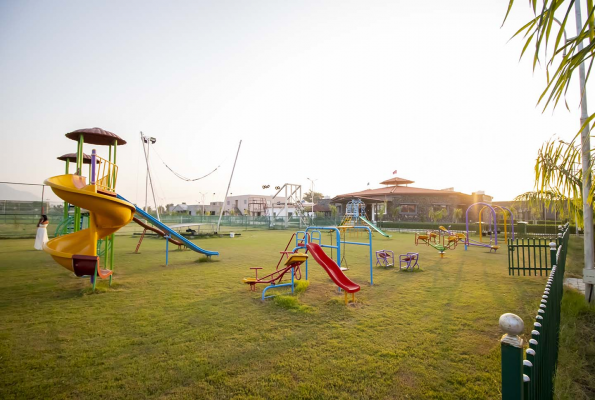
[117,194,219,257]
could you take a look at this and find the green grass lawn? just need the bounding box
[0,230,553,399]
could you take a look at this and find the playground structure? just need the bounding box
[415,226,462,257]
[43,128,220,289]
[375,250,394,267]
[55,153,98,236]
[399,252,419,271]
[304,225,374,285]
[133,217,184,253]
[243,252,308,300]
[340,198,391,238]
[43,129,132,289]
[477,204,515,242]
[464,202,506,252]
[242,226,372,304]
[270,183,309,228]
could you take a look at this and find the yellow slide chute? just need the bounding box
[43,174,135,274]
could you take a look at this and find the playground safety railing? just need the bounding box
[92,150,118,193]
[499,223,570,399]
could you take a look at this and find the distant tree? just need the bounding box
[303,190,324,203]
[329,205,338,223]
[158,205,166,215]
[428,207,435,223]
[452,208,463,224]
[530,205,542,225]
[391,206,401,222]
[377,204,386,223]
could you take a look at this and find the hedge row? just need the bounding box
[377,221,577,235]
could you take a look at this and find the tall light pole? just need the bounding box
[198,192,207,216]
[307,178,318,220]
[140,133,158,220]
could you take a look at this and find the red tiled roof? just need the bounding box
[333,185,466,202]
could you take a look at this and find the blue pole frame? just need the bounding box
[165,234,170,265]
[304,226,374,285]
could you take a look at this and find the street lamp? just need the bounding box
[307,177,318,220]
[198,192,207,216]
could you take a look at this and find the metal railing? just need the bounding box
[91,149,118,193]
[499,223,570,399]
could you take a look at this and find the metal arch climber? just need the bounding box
[465,202,501,252]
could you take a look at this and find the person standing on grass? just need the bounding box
[34,214,49,250]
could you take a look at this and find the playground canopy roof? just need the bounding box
[65,127,127,146]
[57,153,99,164]
[379,177,415,186]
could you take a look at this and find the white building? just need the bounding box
[170,195,312,218]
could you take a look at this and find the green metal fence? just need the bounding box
[507,238,558,276]
[499,223,570,399]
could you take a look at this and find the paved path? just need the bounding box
[564,278,586,294]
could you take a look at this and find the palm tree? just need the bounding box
[428,207,435,223]
[392,206,401,222]
[504,1,595,302]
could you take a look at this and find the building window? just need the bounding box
[244,199,247,204]
[227,201,230,205]
[400,204,417,214]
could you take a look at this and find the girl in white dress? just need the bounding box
[34,215,49,250]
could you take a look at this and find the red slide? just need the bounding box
[306,243,360,293]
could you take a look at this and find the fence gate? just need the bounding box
[507,237,557,276]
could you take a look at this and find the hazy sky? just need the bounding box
[0,0,590,206]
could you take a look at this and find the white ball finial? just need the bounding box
[499,313,524,336]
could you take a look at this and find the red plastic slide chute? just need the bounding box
[306,243,360,293]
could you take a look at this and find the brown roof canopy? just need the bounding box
[65,127,127,146]
[57,153,99,164]
[379,177,415,186]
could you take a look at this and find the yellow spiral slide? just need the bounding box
[43,174,135,277]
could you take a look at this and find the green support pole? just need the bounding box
[499,313,525,400]
[107,145,112,188]
[112,141,117,190]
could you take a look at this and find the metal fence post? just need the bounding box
[499,313,525,400]
[549,242,557,268]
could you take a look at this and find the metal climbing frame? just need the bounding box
[271,183,309,228]
[304,225,374,285]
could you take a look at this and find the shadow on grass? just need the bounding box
[195,256,221,264]
[79,281,127,296]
